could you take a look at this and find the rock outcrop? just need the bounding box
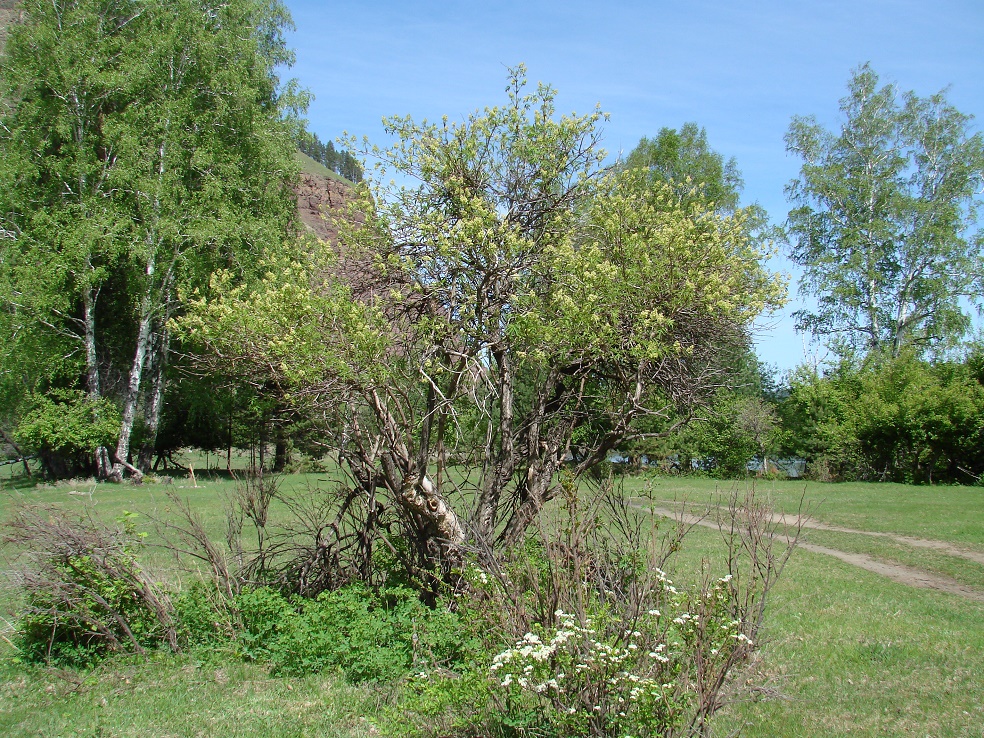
[0,0,21,54]
[295,171,362,244]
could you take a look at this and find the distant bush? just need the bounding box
[4,506,174,666]
[779,353,984,483]
[14,390,120,479]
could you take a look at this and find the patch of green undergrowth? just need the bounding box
[233,583,470,682]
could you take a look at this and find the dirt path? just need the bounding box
[647,506,984,603]
[755,510,984,566]
[794,542,984,602]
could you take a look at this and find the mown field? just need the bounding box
[1,462,982,737]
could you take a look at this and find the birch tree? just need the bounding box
[0,0,300,479]
[785,64,984,360]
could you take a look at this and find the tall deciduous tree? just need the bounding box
[0,0,301,479]
[621,124,776,470]
[785,64,984,360]
[180,68,784,573]
[624,122,745,215]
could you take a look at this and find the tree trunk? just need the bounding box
[498,457,563,548]
[475,348,516,540]
[273,434,288,473]
[109,258,156,483]
[137,328,169,473]
[366,390,466,570]
[398,470,466,562]
[0,427,32,478]
[226,414,233,473]
[82,282,113,479]
[257,416,266,473]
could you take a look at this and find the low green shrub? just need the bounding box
[6,508,175,666]
[234,583,469,683]
[232,586,298,662]
[170,582,238,650]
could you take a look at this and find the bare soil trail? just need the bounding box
[645,504,984,603]
[754,510,984,566]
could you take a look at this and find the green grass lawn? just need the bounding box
[636,475,984,547]
[1,468,982,737]
[653,521,984,737]
[620,474,984,736]
[0,656,382,738]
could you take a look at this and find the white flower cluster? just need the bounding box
[477,567,760,735]
[652,567,679,594]
[467,563,490,585]
[647,642,669,663]
[488,609,679,720]
[490,615,584,690]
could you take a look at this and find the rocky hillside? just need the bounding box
[295,153,361,243]
[0,0,19,52]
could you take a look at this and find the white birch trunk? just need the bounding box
[109,255,156,482]
[137,327,170,472]
[82,281,113,478]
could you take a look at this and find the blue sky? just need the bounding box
[283,0,984,374]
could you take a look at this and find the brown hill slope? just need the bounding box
[295,152,362,244]
[0,0,20,53]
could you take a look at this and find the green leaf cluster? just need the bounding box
[176,258,393,396]
[779,352,984,483]
[233,584,467,683]
[14,389,120,476]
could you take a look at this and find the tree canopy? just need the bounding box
[179,67,785,569]
[624,122,745,214]
[785,63,984,361]
[618,124,780,473]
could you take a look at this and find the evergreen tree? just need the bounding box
[298,129,362,183]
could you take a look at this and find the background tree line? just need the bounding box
[643,347,984,485]
[1,0,982,494]
[297,129,363,183]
